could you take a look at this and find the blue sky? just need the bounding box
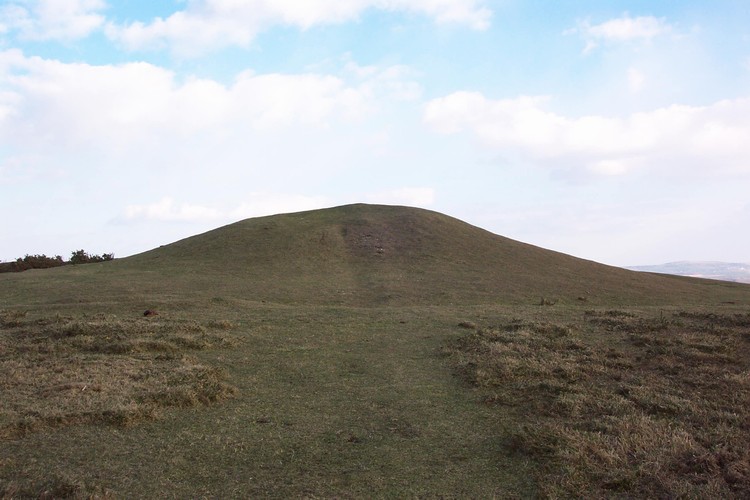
[1,0,749,266]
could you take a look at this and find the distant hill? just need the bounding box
[3,204,749,307]
[626,262,750,284]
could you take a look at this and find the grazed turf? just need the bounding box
[1,305,537,497]
[1,204,749,497]
[4,205,749,309]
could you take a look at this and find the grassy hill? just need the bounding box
[3,203,748,309]
[2,204,749,497]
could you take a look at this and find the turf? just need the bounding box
[4,204,748,309]
[1,305,537,497]
[1,204,749,497]
[443,308,750,497]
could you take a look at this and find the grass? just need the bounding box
[443,309,750,498]
[4,204,749,308]
[0,309,238,440]
[1,304,537,497]
[1,204,750,497]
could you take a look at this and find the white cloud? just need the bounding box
[230,193,332,219]
[122,194,332,225]
[106,0,491,55]
[122,189,436,227]
[124,197,223,223]
[0,0,105,41]
[567,13,673,53]
[231,71,371,127]
[345,61,423,102]
[423,91,750,178]
[587,15,670,41]
[0,50,416,153]
[405,0,491,29]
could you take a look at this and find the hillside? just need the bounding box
[3,204,748,309]
[3,204,750,498]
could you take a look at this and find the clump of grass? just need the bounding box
[0,313,239,439]
[140,359,238,408]
[207,319,235,330]
[444,312,750,498]
[0,309,26,328]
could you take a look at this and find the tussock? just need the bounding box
[0,312,239,439]
[445,311,750,498]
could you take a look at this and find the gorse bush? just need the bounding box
[69,249,115,265]
[0,254,65,273]
[0,250,114,273]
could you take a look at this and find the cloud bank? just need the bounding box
[0,49,418,157]
[106,0,491,55]
[122,189,435,224]
[424,91,750,178]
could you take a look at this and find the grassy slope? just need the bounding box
[96,203,750,306]
[2,204,750,497]
[3,203,749,309]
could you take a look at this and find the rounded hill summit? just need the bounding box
[119,204,743,306]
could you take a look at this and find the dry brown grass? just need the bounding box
[444,310,750,498]
[0,310,239,439]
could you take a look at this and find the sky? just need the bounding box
[1,0,749,267]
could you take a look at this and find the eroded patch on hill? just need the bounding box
[0,310,239,439]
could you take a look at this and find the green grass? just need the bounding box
[1,204,750,497]
[1,305,537,497]
[4,204,748,309]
